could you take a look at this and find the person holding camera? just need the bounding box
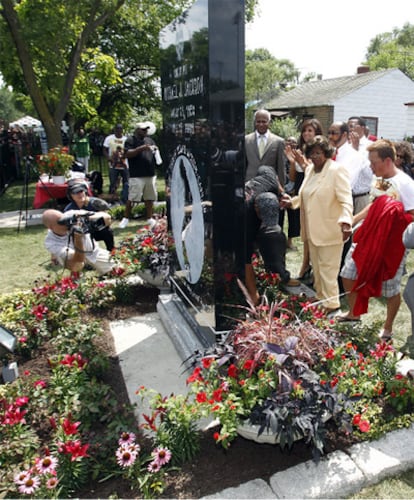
[64,179,115,251]
[42,209,114,275]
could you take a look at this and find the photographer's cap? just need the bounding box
[67,179,88,195]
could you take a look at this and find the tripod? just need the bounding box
[17,155,34,232]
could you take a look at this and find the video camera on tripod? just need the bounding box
[58,211,106,234]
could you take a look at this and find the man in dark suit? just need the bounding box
[245,109,286,184]
[244,115,299,303]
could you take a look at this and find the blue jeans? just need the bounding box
[109,168,129,204]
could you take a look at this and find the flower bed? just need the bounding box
[1,271,414,498]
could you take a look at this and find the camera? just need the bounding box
[58,212,105,234]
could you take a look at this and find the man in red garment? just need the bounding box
[339,140,414,341]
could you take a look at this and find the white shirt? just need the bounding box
[370,169,414,211]
[336,141,373,195]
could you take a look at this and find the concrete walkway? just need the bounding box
[110,293,414,499]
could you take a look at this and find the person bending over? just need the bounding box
[43,209,114,275]
[64,179,115,251]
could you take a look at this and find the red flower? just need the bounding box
[213,432,220,441]
[59,440,89,461]
[227,364,238,378]
[201,357,214,369]
[243,360,254,371]
[196,392,208,403]
[212,388,223,402]
[352,413,361,425]
[358,420,371,433]
[62,417,80,436]
[186,366,203,384]
[325,348,335,360]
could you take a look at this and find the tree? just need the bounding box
[365,23,414,80]
[0,0,260,146]
[245,48,299,104]
[0,0,126,147]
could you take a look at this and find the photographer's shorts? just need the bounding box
[128,176,157,202]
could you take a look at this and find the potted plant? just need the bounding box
[36,146,74,183]
[185,294,405,460]
[113,216,175,287]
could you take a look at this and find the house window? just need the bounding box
[362,117,378,137]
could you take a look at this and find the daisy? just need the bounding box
[118,431,136,446]
[147,460,161,473]
[13,470,30,485]
[18,475,41,495]
[151,446,172,466]
[46,477,59,489]
[116,445,137,468]
[35,454,58,475]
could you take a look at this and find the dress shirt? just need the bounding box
[336,142,372,195]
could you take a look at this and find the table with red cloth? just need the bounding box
[33,181,92,209]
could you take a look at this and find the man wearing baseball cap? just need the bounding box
[64,179,115,251]
[119,121,161,229]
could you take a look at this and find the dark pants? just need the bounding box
[91,227,115,252]
[257,228,290,283]
[109,168,129,204]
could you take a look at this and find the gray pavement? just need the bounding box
[110,293,414,499]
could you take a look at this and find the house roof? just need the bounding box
[263,69,398,110]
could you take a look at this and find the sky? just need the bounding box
[245,0,412,79]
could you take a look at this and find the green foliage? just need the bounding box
[138,389,201,466]
[366,23,414,80]
[245,48,300,105]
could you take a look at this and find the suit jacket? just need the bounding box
[245,131,286,184]
[291,159,353,246]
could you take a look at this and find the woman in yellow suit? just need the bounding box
[281,135,353,313]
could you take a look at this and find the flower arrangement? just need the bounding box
[36,146,74,177]
[185,296,414,459]
[113,216,175,282]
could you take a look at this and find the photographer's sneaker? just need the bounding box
[146,218,156,229]
[119,217,129,229]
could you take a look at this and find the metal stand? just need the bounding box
[17,155,33,232]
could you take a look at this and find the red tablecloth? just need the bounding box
[33,182,93,209]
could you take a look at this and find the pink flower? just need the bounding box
[35,455,58,475]
[15,396,29,407]
[151,446,172,466]
[34,379,47,389]
[147,460,161,473]
[116,445,137,467]
[118,431,136,446]
[14,471,30,485]
[46,477,59,489]
[17,475,41,495]
[358,420,371,433]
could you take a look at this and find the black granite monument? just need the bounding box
[159,0,245,335]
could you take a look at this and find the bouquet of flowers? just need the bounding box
[36,146,74,176]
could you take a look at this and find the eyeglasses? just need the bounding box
[396,154,403,159]
[327,131,340,136]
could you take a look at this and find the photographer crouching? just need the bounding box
[42,209,114,275]
[64,179,114,251]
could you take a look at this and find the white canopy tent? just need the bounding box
[9,115,41,129]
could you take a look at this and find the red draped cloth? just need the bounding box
[351,195,412,315]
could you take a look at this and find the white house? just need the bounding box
[263,68,414,140]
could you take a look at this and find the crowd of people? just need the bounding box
[245,108,414,342]
[37,110,414,342]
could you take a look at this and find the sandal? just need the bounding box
[379,329,393,342]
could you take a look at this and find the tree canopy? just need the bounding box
[365,23,414,80]
[0,0,259,147]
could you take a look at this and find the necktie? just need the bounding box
[258,135,266,158]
